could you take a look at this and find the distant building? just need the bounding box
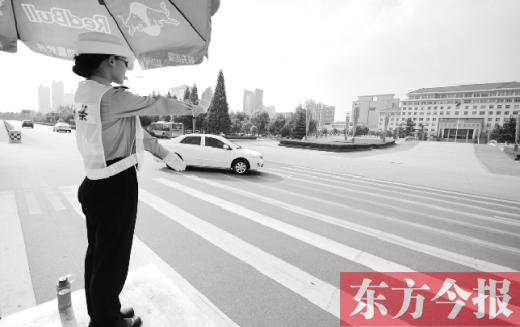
[262,105,276,118]
[400,81,520,141]
[243,90,255,116]
[377,107,402,131]
[304,99,335,127]
[352,94,400,130]
[169,85,190,100]
[38,84,51,114]
[254,89,263,114]
[52,80,64,110]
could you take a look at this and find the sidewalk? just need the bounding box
[0,264,224,327]
[474,144,520,176]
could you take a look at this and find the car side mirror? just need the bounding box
[223,144,230,150]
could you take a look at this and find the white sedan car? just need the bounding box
[163,134,264,174]
[53,122,72,133]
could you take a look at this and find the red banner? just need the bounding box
[340,272,520,327]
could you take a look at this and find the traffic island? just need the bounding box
[278,138,396,152]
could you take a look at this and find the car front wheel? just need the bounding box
[232,159,249,174]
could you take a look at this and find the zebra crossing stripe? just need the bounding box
[0,193,37,316]
[267,167,520,228]
[138,188,345,320]
[182,176,517,275]
[58,186,238,327]
[24,192,41,215]
[292,165,520,207]
[154,177,411,273]
[281,166,520,215]
[38,181,65,211]
[151,178,520,324]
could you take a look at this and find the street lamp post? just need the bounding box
[344,113,350,141]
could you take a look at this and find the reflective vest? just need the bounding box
[74,80,144,180]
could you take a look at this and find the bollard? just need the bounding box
[8,130,21,143]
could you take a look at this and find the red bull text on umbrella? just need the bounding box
[118,2,179,37]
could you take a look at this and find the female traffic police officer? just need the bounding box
[72,32,205,327]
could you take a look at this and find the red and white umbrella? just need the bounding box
[0,0,220,70]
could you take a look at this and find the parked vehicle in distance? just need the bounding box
[149,121,184,138]
[162,134,264,174]
[53,122,72,133]
[22,120,34,128]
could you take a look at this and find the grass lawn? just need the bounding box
[503,145,520,160]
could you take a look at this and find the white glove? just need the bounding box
[164,152,186,171]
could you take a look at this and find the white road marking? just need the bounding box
[267,167,520,227]
[258,175,520,239]
[138,188,343,320]
[182,176,517,274]
[292,165,520,208]
[24,192,41,215]
[38,181,65,212]
[58,186,238,327]
[224,175,520,253]
[156,176,520,323]
[0,193,37,316]
[154,177,412,272]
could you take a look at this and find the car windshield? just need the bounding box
[226,140,242,149]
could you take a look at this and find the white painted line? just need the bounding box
[258,175,520,240]
[182,176,517,275]
[268,168,520,228]
[0,193,37,316]
[156,177,520,323]
[224,175,520,254]
[154,177,413,272]
[58,186,238,327]
[38,182,65,212]
[24,192,41,215]
[291,165,520,208]
[138,188,342,321]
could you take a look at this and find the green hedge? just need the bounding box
[278,139,395,152]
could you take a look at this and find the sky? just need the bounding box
[1,0,519,122]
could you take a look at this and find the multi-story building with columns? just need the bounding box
[398,82,520,141]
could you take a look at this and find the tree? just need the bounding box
[207,70,232,134]
[354,125,369,136]
[189,84,199,105]
[241,121,253,134]
[172,94,178,100]
[183,87,190,101]
[250,125,258,136]
[291,110,307,139]
[404,118,415,136]
[231,118,242,134]
[308,119,318,135]
[272,114,286,133]
[251,111,270,135]
[418,123,426,140]
[332,127,338,134]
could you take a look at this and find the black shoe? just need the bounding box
[88,308,135,327]
[116,316,142,327]
[120,307,135,318]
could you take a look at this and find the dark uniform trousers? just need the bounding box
[78,158,138,327]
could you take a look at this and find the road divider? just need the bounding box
[3,120,22,143]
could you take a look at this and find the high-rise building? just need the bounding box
[52,80,64,110]
[38,84,51,114]
[398,82,520,141]
[352,94,400,130]
[304,99,335,126]
[169,85,190,99]
[254,88,263,113]
[262,105,276,118]
[243,90,255,116]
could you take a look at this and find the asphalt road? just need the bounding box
[1,121,519,326]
